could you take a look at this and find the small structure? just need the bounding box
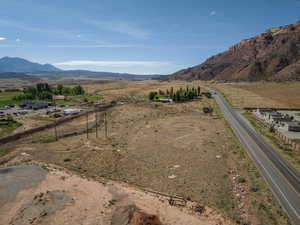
[256,108,273,115]
[53,95,66,100]
[0,106,12,110]
[157,98,173,103]
[63,108,81,115]
[282,122,300,132]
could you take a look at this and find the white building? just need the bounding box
[63,108,81,115]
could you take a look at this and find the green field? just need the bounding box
[0,116,22,138]
[0,91,22,107]
[55,99,75,105]
[73,95,103,102]
[55,95,103,105]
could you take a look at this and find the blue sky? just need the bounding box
[0,0,299,74]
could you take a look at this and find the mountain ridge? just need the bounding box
[0,57,61,73]
[169,20,300,81]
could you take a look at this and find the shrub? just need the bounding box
[237,177,246,183]
[203,92,212,98]
[250,186,259,192]
[148,91,157,100]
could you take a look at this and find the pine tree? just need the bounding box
[197,86,201,96]
[170,87,174,98]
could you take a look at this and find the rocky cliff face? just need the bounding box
[171,21,300,81]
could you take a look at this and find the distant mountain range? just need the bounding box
[0,57,61,73]
[0,57,160,80]
[169,20,300,81]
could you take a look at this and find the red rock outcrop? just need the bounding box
[170,21,300,81]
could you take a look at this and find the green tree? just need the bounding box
[170,87,174,98]
[73,85,85,95]
[57,84,64,95]
[172,93,176,101]
[62,86,72,95]
[148,91,157,100]
[36,83,51,92]
[175,90,181,102]
[158,89,165,95]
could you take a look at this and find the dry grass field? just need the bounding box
[213,82,300,108]
[0,79,291,225]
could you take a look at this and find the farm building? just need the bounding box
[53,95,66,100]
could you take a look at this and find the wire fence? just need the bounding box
[0,104,115,146]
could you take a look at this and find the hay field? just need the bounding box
[213,82,300,108]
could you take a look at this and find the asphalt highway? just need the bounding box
[204,86,300,225]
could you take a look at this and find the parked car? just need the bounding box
[0,106,11,110]
[16,109,28,115]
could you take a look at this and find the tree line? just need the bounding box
[13,83,85,101]
[149,86,202,102]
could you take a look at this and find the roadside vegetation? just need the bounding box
[215,106,291,225]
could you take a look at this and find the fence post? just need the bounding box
[104,112,108,139]
[95,111,98,138]
[54,98,58,141]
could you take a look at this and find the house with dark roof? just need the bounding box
[282,121,300,132]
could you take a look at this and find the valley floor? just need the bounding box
[0,79,292,225]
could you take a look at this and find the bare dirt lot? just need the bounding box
[0,79,291,225]
[0,164,233,225]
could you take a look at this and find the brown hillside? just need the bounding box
[171,21,300,81]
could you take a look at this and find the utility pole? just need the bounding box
[54,97,58,141]
[86,112,89,139]
[104,112,108,139]
[95,111,98,138]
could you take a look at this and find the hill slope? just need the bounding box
[0,57,61,73]
[171,21,300,81]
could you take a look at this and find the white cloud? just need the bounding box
[86,20,150,39]
[45,44,138,48]
[210,11,216,16]
[0,37,6,41]
[55,60,171,67]
[16,38,21,42]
